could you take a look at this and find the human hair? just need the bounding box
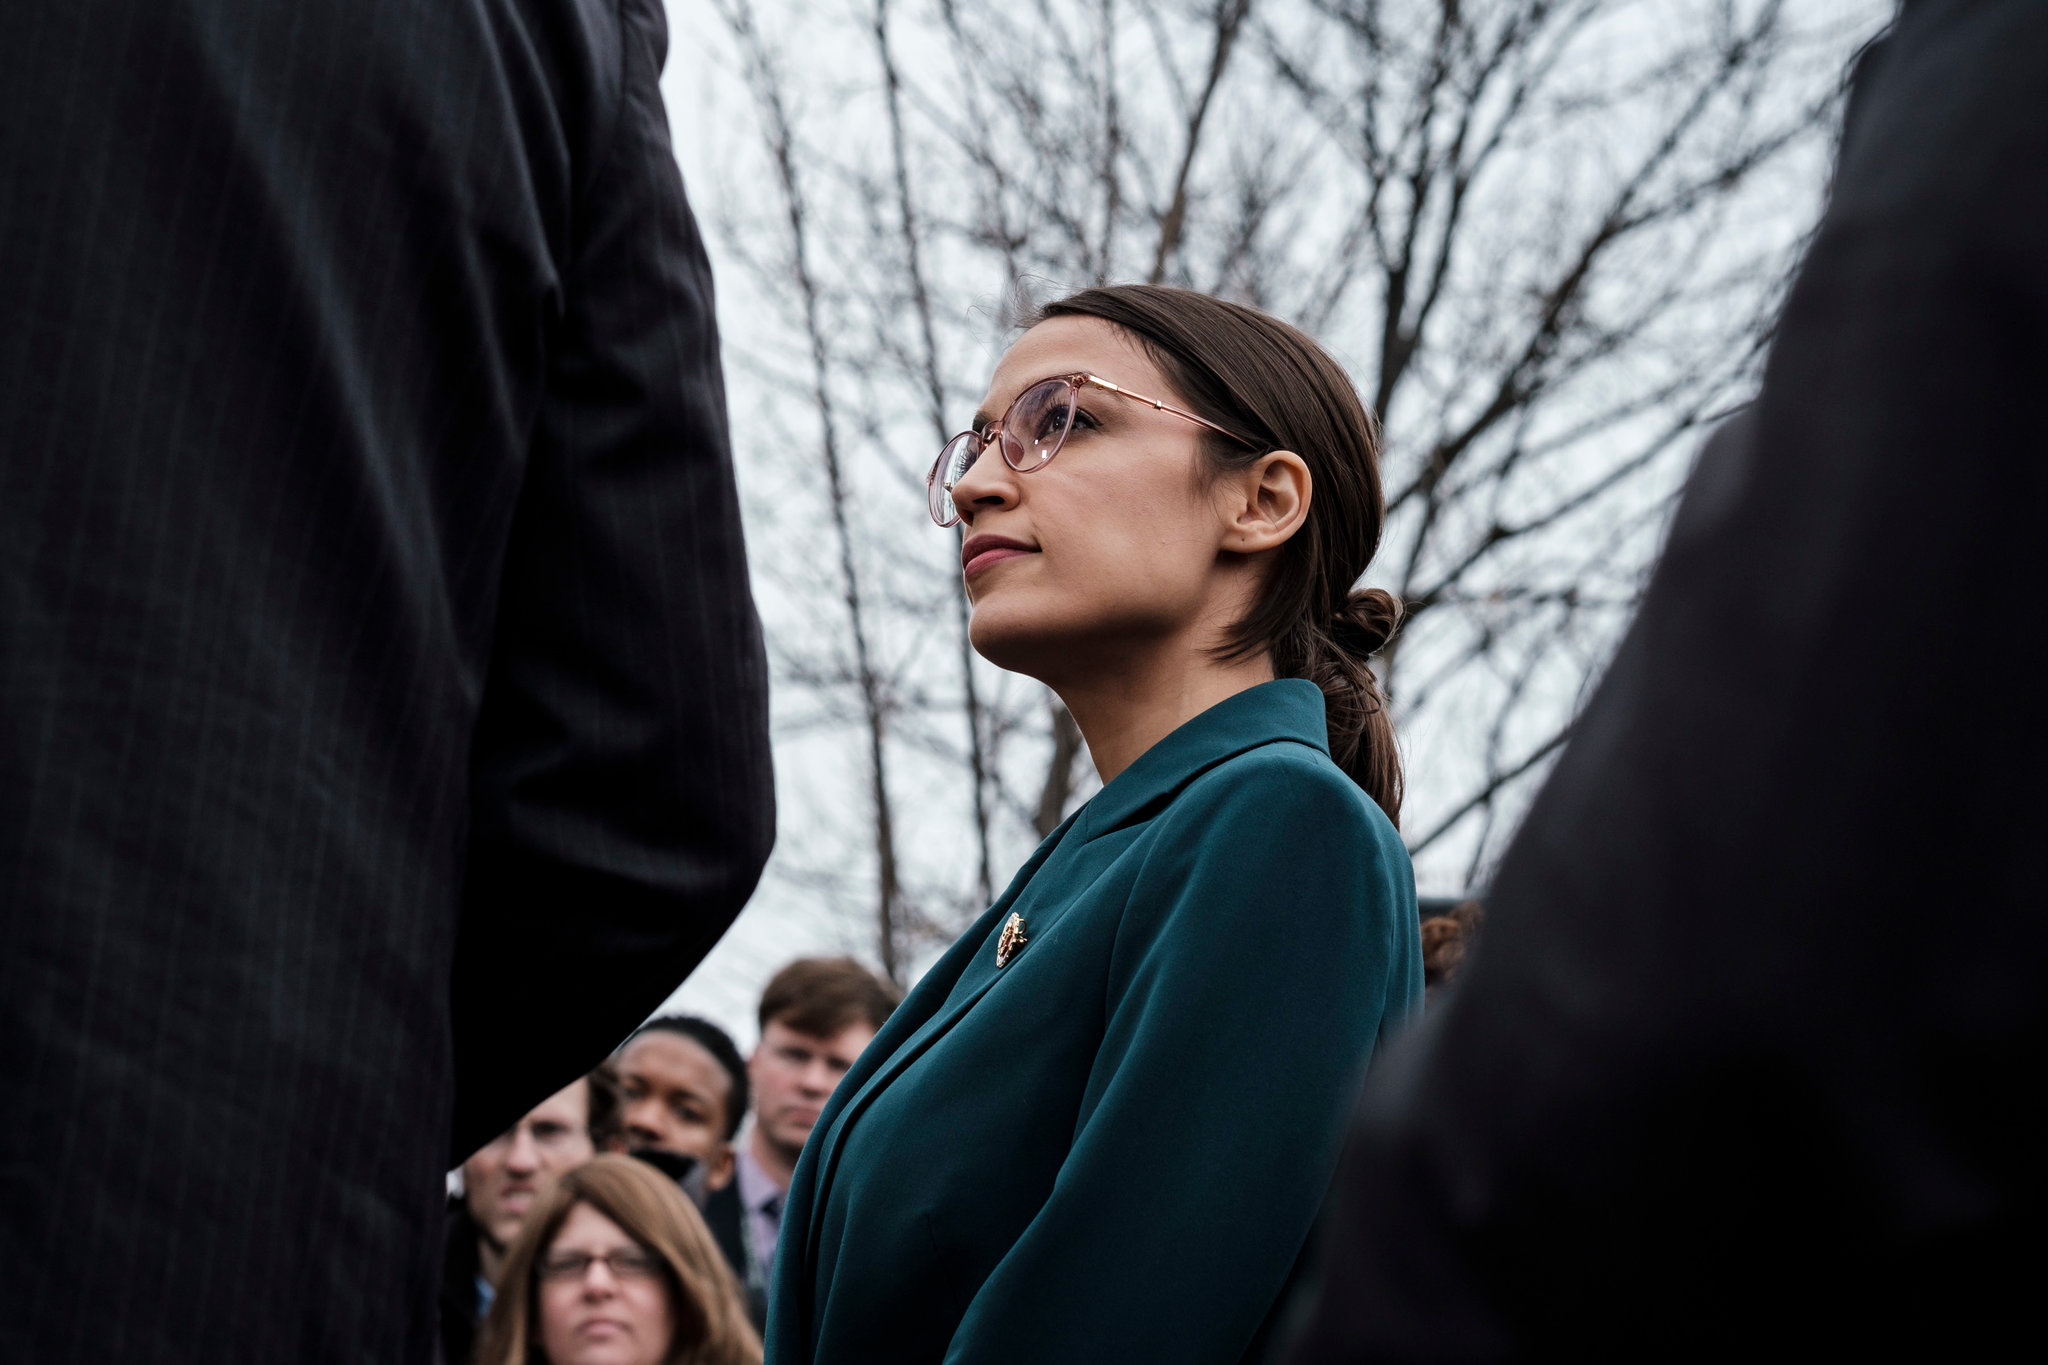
[757,957,902,1040]
[474,1155,761,1365]
[628,1016,750,1141]
[584,1061,624,1152]
[1421,899,1485,1002]
[1035,285,1404,824]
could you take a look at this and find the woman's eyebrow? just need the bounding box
[973,371,1089,431]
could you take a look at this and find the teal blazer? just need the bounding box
[765,680,1423,1364]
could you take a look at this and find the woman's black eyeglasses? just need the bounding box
[538,1249,661,1284]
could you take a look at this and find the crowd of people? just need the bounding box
[4,0,2041,1361]
[439,959,900,1365]
[435,930,1487,1364]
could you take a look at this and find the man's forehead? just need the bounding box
[621,1032,730,1095]
[530,1077,589,1120]
[766,1018,875,1057]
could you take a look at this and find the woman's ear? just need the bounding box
[1220,451,1312,553]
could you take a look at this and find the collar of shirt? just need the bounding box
[734,1143,786,1221]
[473,1272,495,1323]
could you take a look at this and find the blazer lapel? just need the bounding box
[796,682,1330,1237]
[796,810,1082,1276]
[802,682,1334,1229]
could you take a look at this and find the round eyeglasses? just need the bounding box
[927,372,1250,527]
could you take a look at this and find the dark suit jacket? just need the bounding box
[437,1204,486,1365]
[0,3,773,1361]
[770,682,1423,1365]
[1289,1,2048,1358]
[702,1178,771,1333]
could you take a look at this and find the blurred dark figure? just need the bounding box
[1290,2,2048,1358]
[441,1068,624,1365]
[0,2,774,1360]
[1419,900,1484,1007]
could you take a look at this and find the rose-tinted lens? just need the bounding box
[930,431,981,526]
[1000,377,1077,471]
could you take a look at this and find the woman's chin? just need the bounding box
[968,606,1072,680]
[970,608,1171,686]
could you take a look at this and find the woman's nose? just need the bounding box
[947,446,1018,524]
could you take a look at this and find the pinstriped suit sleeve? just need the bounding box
[450,0,774,1159]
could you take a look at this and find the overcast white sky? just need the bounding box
[647,0,1891,1048]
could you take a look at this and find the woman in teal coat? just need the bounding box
[766,285,1423,1364]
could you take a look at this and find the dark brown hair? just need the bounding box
[584,1061,624,1152]
[474,1155,761,1365]
[1421,899,1485,1002]
[1037,285,1404,823]
[758,956,902,1039]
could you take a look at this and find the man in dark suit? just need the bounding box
[1290,0,2046,1356]
[0,2,774,1361]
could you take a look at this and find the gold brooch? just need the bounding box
[996,912,1028,968]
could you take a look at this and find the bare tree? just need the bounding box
[691,0,1886,969]
[871,0,998,906]
[714,0,914,980]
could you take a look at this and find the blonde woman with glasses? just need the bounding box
[477,1155,759,1365]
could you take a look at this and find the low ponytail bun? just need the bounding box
[1307,588,1404,827]
[1330,587,1401,658]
